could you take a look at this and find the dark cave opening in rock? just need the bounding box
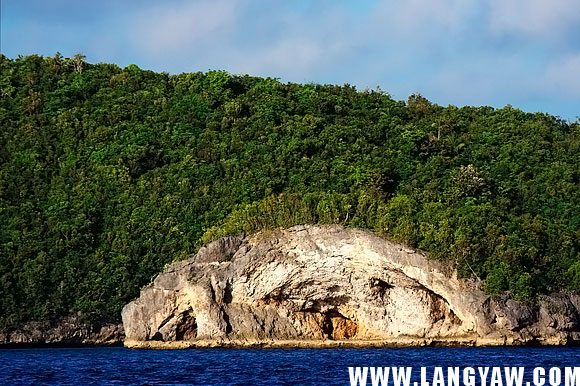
[322,310,358,340]
[176,311,198,341]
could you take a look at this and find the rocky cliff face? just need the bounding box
[122,225,580,348]
[0,316,123,346]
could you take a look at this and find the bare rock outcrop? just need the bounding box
[0,316,123,346]
[122,225,580,348]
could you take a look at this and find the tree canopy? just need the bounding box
[1,54,579,329]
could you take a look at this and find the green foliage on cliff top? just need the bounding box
[1,54,580,328]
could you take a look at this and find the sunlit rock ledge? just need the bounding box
[122,225,580,349]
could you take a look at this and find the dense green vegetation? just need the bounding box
[1,53,579,329]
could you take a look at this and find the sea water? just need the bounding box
[1,347,579,385]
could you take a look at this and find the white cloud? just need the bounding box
[487,0,580,38]
[244,38,323,75]
[130,0,240,56]
[379,0,479,33]
[85,0,579,117]
[195,3,358,80]
[543,54,580,96]
[425,54,535,102]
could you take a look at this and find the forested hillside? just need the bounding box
[1,54,579,330]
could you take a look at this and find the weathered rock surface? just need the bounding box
[122,225,580,348]
[0,316,123,346]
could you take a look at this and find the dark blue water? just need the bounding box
[1,347,579,385]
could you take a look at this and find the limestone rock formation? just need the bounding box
[122,225,580,348]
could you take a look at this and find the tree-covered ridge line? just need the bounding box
[0,53,579,330]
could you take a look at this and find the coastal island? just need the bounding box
[1,55,580,347]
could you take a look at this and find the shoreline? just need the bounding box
[123,336,578,350]
[2,336,578,349]
[0,341,124,349]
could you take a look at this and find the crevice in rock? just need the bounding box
[369,278,393,298]
[221,308,233,335]
[263,290,285,304]
[302,296,352,313]
[328,285,341,293]
[157,313,175,332]
[223,281,233,304]
[209,282,216,302]
[449,309,462,326]
[149,311,176,341]
[400,274,464,327]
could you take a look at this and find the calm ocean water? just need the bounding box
[1,346,579,385]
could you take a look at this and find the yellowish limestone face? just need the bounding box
[122,225,580,348]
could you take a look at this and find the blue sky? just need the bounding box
[2,0,580,120]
